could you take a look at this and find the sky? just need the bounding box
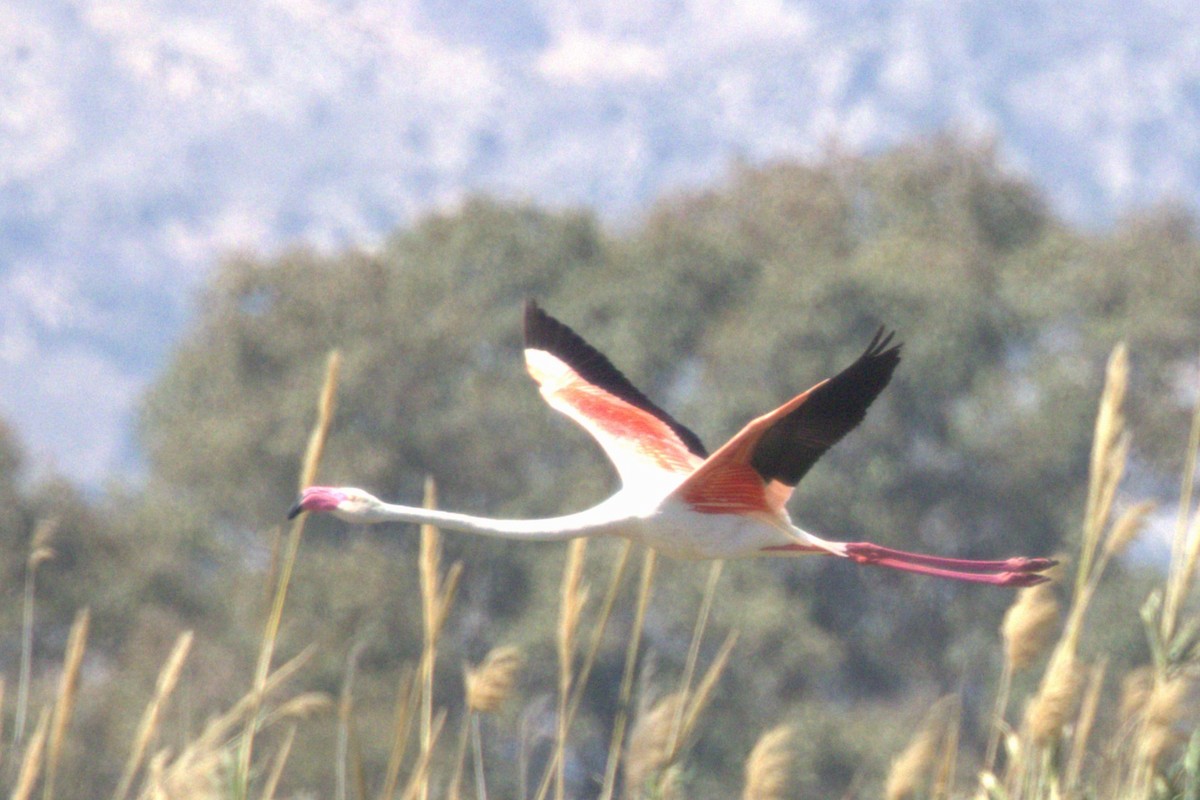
[2,0,1199,487]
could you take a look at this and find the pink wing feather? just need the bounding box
[524,302,706,487]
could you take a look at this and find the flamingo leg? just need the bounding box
[762,542,1054,587]
[841,542,1056,574]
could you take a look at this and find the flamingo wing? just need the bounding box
[674,328,901,515]
[523,301,707,487]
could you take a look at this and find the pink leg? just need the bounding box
[851,555,1051,586]
[841,542,1056,574]
[762,542,1054,587]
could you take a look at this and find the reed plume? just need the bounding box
[113,630,195,800]
[742,725,793,800]
[885,695,956,800]
[451,646,525,800]
[44,607,89,800]
[1002,583,1061,673]
[466,646,524,714]
[624,692,684,799]
[1025,648,1083,746]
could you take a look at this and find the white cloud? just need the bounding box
[0,5,74,181]
[5,269,93,332]
[537,29,668,85]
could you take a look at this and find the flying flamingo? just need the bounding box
[289,302,1052,586]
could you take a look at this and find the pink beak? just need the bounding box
[287,486,346,519]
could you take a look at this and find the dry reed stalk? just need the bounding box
[448,722,469,800]
[261,692,332,728]
[1065,658,1107,789]
[673,630,738,758]
[0,676,6,771]
[399,710,446,800]
[668,560,724,757]
[567,540,632,721]
[599,547,658,800]
[931,695,961,800]
[554,537,590,800]
[419,477,442,747]
[112,630,195,800]
[657,764,684,800]
[884,696,955,800]
[1162,369,1200,643]
[13,708,51,800]
[417,476,463,800]
[16,518,58,749]
[260,724,297,800]
[1079,345,1128,590]
[378,665,419,800]
[530,541,633,800]
[741,725,794,800]
[44,607,89,800]
[337,641,367,800]
[238,349,340,795]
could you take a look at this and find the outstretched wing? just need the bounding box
[673,328,901,515]
[523,301,707,488]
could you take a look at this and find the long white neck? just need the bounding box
[346,497,627,542]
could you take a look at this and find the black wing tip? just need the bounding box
[520,299,709,459]
[524,298,544,343]
[524,298,571,353]
[865,326,902,360]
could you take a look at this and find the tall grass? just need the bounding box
[6,341,1200,798]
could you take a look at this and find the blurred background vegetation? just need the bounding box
[3,134,1199,797]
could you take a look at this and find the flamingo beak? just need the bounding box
[287,487,346,520]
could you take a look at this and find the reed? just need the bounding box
[378,666,418,800]
[741,724,793,800]
[599,547,658,800]
[15,518,58,751]
[553,537,589,800]
[884,695,956,800]
[668,559,724,759]
[1064,658,1107,790]
[12,709,50,800]
[1162,359,1200,644]
[237,349,341,797]
[42,607,88,800]
[112,630,194,800]
[450,645,523,800]
[986,581,1060,772]
[417,477,463,800]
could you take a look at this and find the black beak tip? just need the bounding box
[286,500,304,520]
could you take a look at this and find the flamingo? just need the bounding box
[288,301,1052,586]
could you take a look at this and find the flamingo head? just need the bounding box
[287,486,384,522]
